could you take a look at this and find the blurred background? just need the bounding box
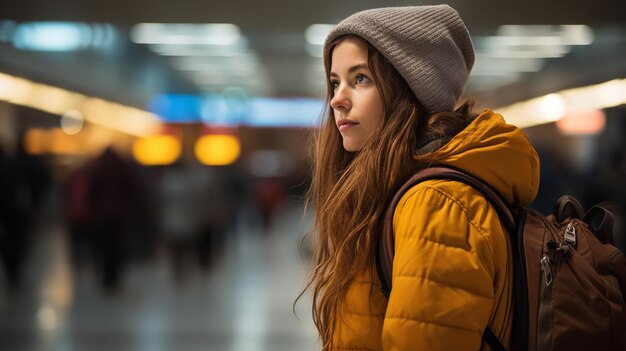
[0,0,624,350]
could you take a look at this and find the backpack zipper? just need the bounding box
[536,245,558,351]
[540,255,553,287]
[537,219,575,351]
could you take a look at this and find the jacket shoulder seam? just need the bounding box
[403,230,468,251]
[399,182,490,238]
[385,316,479,334]
[393,274,492,300]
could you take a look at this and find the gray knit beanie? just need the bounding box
[323,5,474,114]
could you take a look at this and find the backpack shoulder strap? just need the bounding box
[377,166,515,297]
[376,166,514,350]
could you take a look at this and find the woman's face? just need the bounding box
[329,37,384,152]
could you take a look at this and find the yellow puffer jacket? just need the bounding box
[331,110,540,350]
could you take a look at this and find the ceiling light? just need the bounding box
[9,22,118,52]
[496,79,626,128]
[195,134,241,166]
[497,25,593,46]
[133,135,182,166]
[476,45,570,59]
[131,23,241,46]
[483,36,567,47]
[61,109,85,135]
[150,43,249,56]
[305,24,334,46]
[0,72,161,136]
[171,54,260,72]
[472,56,544,74]
[12,22,87,51]
[538,93,567,121]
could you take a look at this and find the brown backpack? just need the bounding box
[376,166,626,351]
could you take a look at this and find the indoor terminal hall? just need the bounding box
[0,0,625,350]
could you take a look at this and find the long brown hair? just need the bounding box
[301,35,477,350]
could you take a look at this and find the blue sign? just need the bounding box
[149,94,324,127]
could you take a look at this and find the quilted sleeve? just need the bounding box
[382,181,497,350]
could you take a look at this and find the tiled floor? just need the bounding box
[0,199,319,351]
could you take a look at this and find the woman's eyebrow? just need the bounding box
[329,63,369,78]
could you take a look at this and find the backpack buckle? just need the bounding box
[564,221,576,246]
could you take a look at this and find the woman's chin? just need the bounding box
[342,139,362,152]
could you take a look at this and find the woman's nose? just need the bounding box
[330,84,351,111]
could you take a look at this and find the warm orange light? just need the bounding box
[556,109,606,135]
[49,128,81,155]
[195,134,241,166]
[132,135,181,165]
[24,128,49,154]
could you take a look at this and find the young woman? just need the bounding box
[303,5,540,350]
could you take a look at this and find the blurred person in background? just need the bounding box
[87,147,139,292]
[124,162,159,263]
[65,160,95,274]
[159,162,206,284]
[196,166,247,269]
[301,5,540,350]
[157,160,244,284]
[0,133,51,291]
[253,177,287,232]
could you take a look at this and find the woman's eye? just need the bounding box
[355,74,370,85]
[330,80,339,89]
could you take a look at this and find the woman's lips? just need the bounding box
[337,119,358,131]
